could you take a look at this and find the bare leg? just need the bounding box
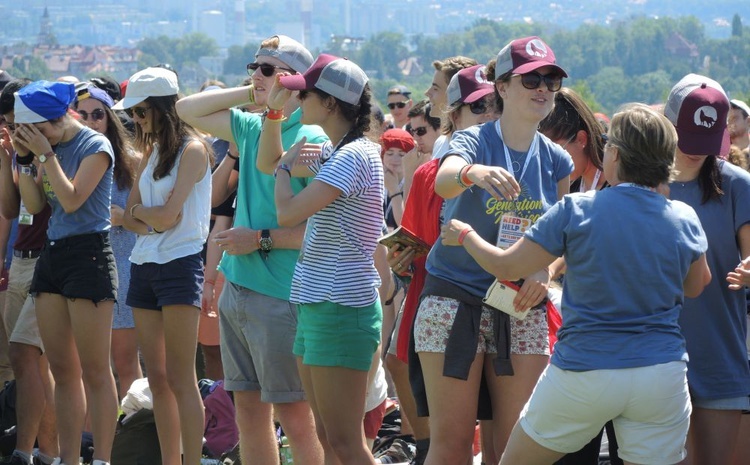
[385,353,430,440]
[233,390,278,465]
[111,327,142,399]
[681,407,741,465]
[498,421,565,465]
[275,400,324,465]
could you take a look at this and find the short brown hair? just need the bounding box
[432,56,478,83]
[608,103,677,188]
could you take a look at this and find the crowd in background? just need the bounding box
[0,31,747,465]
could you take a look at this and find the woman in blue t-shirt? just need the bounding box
[443,103,710,465]
[414,36,573,463]
[12,80,119,465]
[666,74,750,465]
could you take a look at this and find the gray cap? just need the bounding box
[255,35,314,74]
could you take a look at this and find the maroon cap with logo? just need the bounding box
[495,36,568,78]
[446,65,495,106]
[664,73,730,156]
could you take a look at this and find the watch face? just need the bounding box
[38,154,46,163]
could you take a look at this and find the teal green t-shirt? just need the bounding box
[219,108,327,300]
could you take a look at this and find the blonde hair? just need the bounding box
[727,144,749,171]
[609,103,677,187]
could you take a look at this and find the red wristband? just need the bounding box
[205,279,216,286]
[460,164,475,187]
[457,228,474,245]
[266,108,284,120]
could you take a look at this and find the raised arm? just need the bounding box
[0,128,20,219]
[435,155,520,201]
[176,87,252,142]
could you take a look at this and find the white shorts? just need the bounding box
[520,361,690,465]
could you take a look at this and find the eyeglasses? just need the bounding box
[247,62,294,77]
[468,99,491,115]
[77,108,106,122]
[409,126,428,137]
[387,102,408,110]
[516,71,564,92]
[125,106,152,119]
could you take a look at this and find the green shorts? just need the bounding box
[294,300,382,371]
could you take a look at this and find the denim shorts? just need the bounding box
[126,252,203,310]
[30,232,118,303]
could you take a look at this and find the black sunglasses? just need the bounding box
[125,106,152,119]
[409,126,428,137]
[77,108,106,122]
[247,62,294,77]
[517,71,564,92]
[387,102,408,110]
[468,99,490,115]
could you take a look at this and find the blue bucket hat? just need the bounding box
[14,81,76,123]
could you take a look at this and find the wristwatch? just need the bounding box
[258,229,273,257]
[38,151,55,164]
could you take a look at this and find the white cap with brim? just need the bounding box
[112,67,179,110]
[731,99,750,118]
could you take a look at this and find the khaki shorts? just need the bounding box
[3,256,42,350]
[520,361,690,464]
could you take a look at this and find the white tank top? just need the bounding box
[130,140,211,265]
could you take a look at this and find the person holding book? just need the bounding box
[411,36,573,464]
[441,103,711,465]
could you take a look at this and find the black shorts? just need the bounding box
[126,252,203,311]
[31,231,118,303]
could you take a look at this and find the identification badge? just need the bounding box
[497,213,531,250]
[18,200,33,226]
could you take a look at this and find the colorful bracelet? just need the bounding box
[457,227,475,245]
[266,108,284,120]
[456,165,472,189]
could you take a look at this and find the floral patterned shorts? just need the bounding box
[414,295,549,355]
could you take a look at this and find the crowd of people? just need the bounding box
[0,31,746,465]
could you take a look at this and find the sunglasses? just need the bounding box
[125,106,152,119]
[247,62,294,77]
[77,108,106,122]
[468,99,491,115]
[516,71,564,92]
[387,102,408,110]
[409,126,428,137]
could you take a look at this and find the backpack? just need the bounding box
[111,409,162,465]
[203,381,238,458]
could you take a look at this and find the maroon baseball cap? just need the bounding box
[279,53,368,105]
[495,36,568,78]
[664,73,730,157]
[446,65,495,106]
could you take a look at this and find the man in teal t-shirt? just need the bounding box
[176,35,326,465]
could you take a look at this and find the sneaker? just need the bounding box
[0,455,30,465]
[375,438,415,464]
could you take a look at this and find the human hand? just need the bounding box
[440,219,472,246]
[727,257,750,290]
[403,148,427,178]
[267,73,294,111]
[0,128,13,160]
[279,137,321,168]
[213,227,259,256]
[387,244,415,276]
[13,124,53,157]
[201,281,215,315]
[384,168,401,195]
[514,268,551,312]
[110,204,125,227]
[467,165,520,201]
